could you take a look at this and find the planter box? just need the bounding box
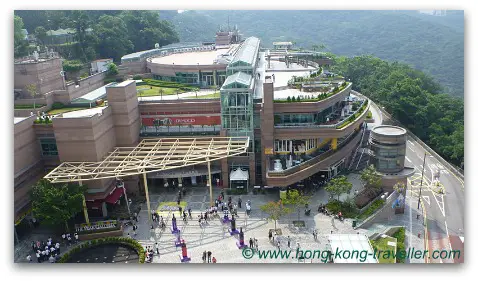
[78,226,123,241]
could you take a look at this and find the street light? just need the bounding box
[417,152,427,210]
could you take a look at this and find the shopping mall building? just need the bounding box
[14,33,370,220]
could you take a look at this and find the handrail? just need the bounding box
[268,129,361,176]
[274,99,368,129]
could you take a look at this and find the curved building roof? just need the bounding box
[229,37,260,67]
[372,125,407,136]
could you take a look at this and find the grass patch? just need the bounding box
[366,110,373,119]
[391,227,406,263]
[156,201,188,215]
[15,104,46,109]
[357,199,385,220]
[370,236,397,263]
[136,85,185,97]
[185,92,220,99]
[47,107,90,115]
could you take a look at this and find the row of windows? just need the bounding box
[274,139,322,153]
[274,106,336,125]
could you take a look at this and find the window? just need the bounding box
[40,138,58,156]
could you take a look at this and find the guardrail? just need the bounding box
[274,99,367,129]
[352,90,464,180]
[268,129,361,176]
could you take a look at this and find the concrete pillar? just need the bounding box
[207,159,213,207]
[142,173,152,226]
[331,138,338,150]
[101,202,108,218]
[213,70,217,86]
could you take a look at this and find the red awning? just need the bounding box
[86,201,103,210]
[105,187,124,204]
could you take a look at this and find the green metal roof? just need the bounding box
[221,72,252,89]
[229,37,260,67]
[71,82,116,104]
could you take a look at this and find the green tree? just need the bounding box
[119,11,179,52]
[393,181,406,194]
[324,175,353,201]
[30,179,88,231]
[360,164,382,191]
[34,26,48,45]
[25,84,39,109]
[282,189,310,222]
[260,201,292,231]
[67,11,95,62]
[106,62,118,77]
[94,15,134,62]
[14,15,28,58]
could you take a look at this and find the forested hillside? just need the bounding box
[14,10,179,62]
[329,55,464,168]
[172,10,464,98]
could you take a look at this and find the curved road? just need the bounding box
[365,93,465,263]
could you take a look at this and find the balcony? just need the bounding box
[266,129,362,187]
[274,100,369,139]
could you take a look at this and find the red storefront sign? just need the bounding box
[142,116,221,126]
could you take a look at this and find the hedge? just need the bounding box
[57,237,146,263]
[14,104,47,109]
[141,79,199,92]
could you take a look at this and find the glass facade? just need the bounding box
[40,138,58,156]
[274,138,322,153]
[274,106,337,126]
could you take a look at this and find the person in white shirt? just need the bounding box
[26,255,32,263]
[47,240,51,247]
[74,233,79,242]
[35,252,40,263]
[55,242,60,254]
[45,249,50,256]
[49,255,55,263]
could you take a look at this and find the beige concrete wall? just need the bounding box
[65,71,106,101]
[107,80,140,146]
[119,61,147,75]
[52,107,116,191]
[14,115,45,218]
[14,58,64,95]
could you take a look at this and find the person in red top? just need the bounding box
[212,257,217,263]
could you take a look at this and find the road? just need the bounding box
[405,138,465,263]
[367,96,465,263]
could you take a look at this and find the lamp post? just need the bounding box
[417,152,427,210]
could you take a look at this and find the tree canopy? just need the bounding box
[260,201,292,230]
[325,175,353,201]
[330,55,464,168]
[30,179,88,231]
[14,15,28,58]
[14,10,179,62]
[360,164,382,190]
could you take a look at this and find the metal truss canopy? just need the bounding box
[44,137,249,183]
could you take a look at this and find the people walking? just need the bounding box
[287,236,291,248]
[249,238,254,248]
[269,230,273,241]
[188,207,192,218]
[202,251,207,263]
[155,242,159,255]
[134,212,138,222]
[207,251,212,263]
[26,255,32,263]
[238,198,242,208]
[254,238,259,250]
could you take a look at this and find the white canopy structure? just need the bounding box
[229,168,249,191]
[44,136,249,224]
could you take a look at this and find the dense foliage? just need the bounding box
[30,179,88,231]
[14,10,179,62]
[14,15,28,57]
[172,10,463,97]
[330,55,464,168]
